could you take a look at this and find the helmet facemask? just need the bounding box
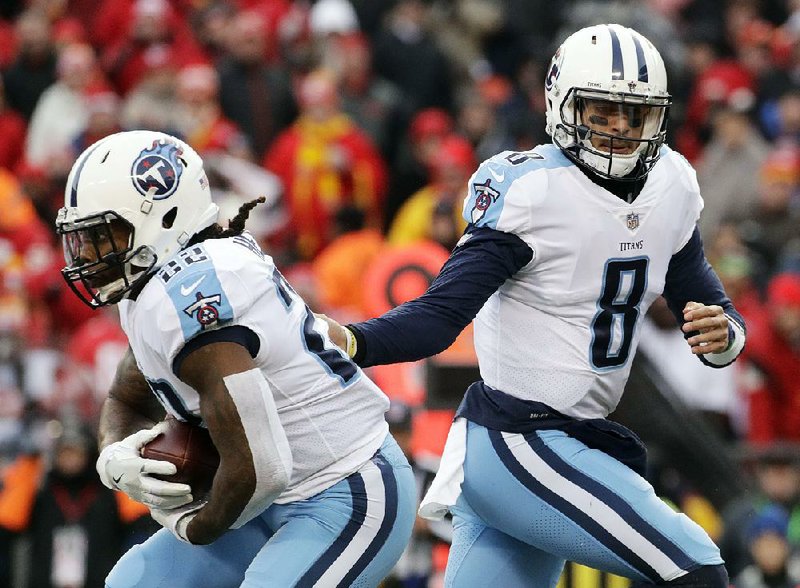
[556,88,671,181]
[57,208,157,308]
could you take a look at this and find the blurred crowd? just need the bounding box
[0,0,798,586]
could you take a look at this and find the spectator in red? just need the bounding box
[2,10,57,120]
[263,68,387,260]
[100,0,207,95]
[743,272,800,444]
[677,59,756,163]
[216,9,297,160]
[696,92,770,240]
[58,310,129,421]
[174,63,251,160]
[0,74,26,171]
[388,134,475,249]
[385,107,454,228]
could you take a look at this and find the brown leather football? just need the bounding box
[141,417,220,498]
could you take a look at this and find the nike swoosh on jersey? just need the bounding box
[489,167,505,182]
[112,474,123,484]
[180,275,206,296]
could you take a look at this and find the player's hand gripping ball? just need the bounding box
[141,417,220,498]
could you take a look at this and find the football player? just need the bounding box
[321,24,743,587]
[56,130,416,587]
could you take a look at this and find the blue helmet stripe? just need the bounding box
[631,34,649,82]
[608,26,623,80]
[69,141,105,207]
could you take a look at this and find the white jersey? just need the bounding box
[462,144,702,419]
[118,233,389,503]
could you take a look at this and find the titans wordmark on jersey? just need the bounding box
[117,233,390,502]
[461,144,703,420]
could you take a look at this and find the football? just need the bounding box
[141,417,220,498]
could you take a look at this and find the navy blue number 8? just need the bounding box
[590,258,648,369]
[272,268,358,386]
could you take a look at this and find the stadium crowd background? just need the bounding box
[0,0,799,586]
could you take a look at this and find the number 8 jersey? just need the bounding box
[117,232,390,503]
[462,144,703,420]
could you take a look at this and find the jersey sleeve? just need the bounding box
[666,147,704,253]
[143,245,258,367]
[461,152,545,242]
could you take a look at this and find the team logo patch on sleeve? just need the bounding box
[183,291,222,329]
[470,178,501,224]
[131,139,184,199]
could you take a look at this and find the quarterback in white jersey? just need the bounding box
[324,25,743,588]
[56,130,415,587]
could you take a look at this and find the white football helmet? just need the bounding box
[56,130,219,307]
[545,24,672,180]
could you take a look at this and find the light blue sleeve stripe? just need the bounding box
[163,253,236,343]
[462,146,571,230]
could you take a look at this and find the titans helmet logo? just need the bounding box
[131,139,184,200]
[545,46,564,92]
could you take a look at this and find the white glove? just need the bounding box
[96,423,193,509]
[150,500,206,544]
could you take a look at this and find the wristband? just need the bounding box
[344,327,358,359]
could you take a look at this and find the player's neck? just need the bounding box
[577,159,647,203]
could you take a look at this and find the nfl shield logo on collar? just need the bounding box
[626,213,640,231]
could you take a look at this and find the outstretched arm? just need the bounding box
[346,226,534,367]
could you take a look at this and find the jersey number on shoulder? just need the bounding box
[272,268,359,386]
[156,246,209,283]
[147,378,202,426]
[590,257,648,370]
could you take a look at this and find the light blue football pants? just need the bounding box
[106,434,415,588]
[443,422,724,587]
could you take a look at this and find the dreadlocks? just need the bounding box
[188,196,267,246]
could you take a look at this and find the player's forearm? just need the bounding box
[351,226,533,367]
[97,395,161,449]
[186,457,256,544]
[99,348,164,449]
[187,369,291,544]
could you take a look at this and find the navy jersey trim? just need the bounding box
[458,381,648,477]
[351,226,533,367]
[172,325,260,377]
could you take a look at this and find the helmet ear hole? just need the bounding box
[162,207,178,229]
